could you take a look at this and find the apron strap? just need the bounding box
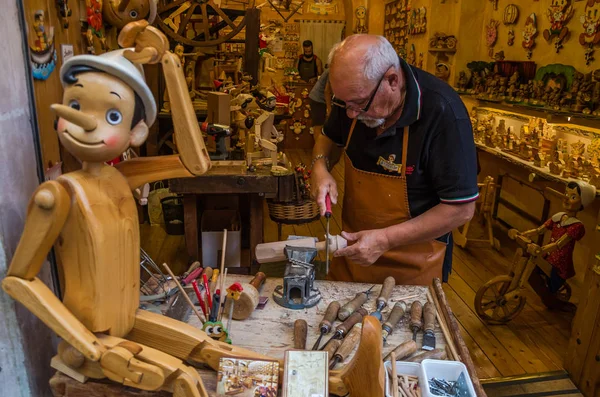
[401,126,409,178]
[344,119,358,151]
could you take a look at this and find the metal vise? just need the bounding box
[273,246,321,310]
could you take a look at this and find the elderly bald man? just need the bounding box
[310,35,478,285]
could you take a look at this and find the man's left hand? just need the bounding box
[334,229,390,266]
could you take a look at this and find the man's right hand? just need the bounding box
[311,165,338,216]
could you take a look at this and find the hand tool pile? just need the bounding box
[306,276,447,371]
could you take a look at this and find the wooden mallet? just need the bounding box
[224,271,267,320]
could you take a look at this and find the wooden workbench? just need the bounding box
[169,165,279,275]
[49,276,485,397]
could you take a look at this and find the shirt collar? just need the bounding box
[395,57,422,127]
[375,57,422,139]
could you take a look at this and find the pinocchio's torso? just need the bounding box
[56,164,139,337]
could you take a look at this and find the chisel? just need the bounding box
[312,301,341,350]
[382,301,407,344]
[338,285,375,321]
[371,276,396,321]
[409,300,423,342]
[422,301,436,351]
[294,319,308,349]
[325,193,332,275]
[321,307,368,350]
[329,323,362,369]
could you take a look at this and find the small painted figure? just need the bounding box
[579,0,600,64]
[543,0,574,52]
[522,13,539,59]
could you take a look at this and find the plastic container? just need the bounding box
[384,361,421,397]
[420,359,476,397]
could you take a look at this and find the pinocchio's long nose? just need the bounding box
[118,0,131,12]
[51,104,97,132]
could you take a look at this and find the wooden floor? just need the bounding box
[140,149,574,381]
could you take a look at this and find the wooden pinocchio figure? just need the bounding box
[519,181,595,308]
[1,21,274,397]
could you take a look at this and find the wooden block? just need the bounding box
[51,356,89,384]
[49,372,171,397]
[207,92,231,126]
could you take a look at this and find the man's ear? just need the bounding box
[129,121,149,147]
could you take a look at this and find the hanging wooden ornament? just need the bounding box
[489,0,498,10]
[580,0,600,65]
[503,4,519,46]
[30,9,57,80]
[522,13,538,59]
[486,19,500,58]
[543,0,574,53]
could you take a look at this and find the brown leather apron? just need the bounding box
[329,119,446,285]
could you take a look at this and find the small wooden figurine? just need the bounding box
[486,19,500,58]
[56,0,72,28]
[30,10,57,81]
[457,70,469,91]
[102,0,158,29]
[543,0,574,52]
[579,0,600,65]
[504,4,519,46]
[522,13,539,59]
[354,6,368,33]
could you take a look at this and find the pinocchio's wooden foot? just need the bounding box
[329,316,385,397]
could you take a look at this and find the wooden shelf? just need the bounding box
[428,48,457,53]
[476,143,599,194]
[461,93,600,123]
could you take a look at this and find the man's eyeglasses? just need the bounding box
[332,66,391,114]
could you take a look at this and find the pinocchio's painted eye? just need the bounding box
[129,10,138,18]
[106,109,123,125]
[69,100,80,110]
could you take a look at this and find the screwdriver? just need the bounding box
[371,276,395,321]
[325,193,332,275]
[329,323,362,369]
[312,301,341,350]
[321,307,368,350]
[338,285,375,321]
[409,301,423,342]
[381,300,407,344]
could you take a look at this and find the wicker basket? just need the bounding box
[267,198,320,224]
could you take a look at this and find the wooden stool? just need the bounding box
[453,176,501,250]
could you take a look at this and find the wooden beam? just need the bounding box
[244,8,260,85]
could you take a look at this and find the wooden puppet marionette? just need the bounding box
[1,21,283,397]
[102,0,158,49]
[579,0,600,65]
[519,181,596,309]
[85,0,108,53]
[522,13,539,59]
[543,0,574,53]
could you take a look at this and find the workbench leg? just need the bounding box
[250,194,264,275]
[183,194,199,261]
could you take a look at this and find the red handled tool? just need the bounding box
[192,280,207,317]
[325,193,332,275]
[203,273,213,312]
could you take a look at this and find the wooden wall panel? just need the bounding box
[24,0,86,171]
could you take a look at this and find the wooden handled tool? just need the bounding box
[382,301,406,343]
[406,348,447,363]
[224,271,266,320]
[409,301,423,342]
[422,301,436,351]
[329,323,362,369]
[390,352,399,397]
[322,338,342,358]
[294,319,308,349]
[325,193,332,275]
[255,236,346,264]
[321,307,367,350]
[312,301,341,350]
[372,276,395,321]
[383,340,417,361]
[338,286,374,321]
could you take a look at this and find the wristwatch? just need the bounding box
[311,154,330,170]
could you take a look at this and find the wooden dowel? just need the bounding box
[391,352,399,397]
[218,268,228,321]
[427,287,459,361]
[390,294,420,303]
[162,263,205,323]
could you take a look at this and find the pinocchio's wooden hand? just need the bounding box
[114,20,211,187]
[100,341,165,390]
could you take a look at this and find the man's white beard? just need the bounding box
[358,115,385,128]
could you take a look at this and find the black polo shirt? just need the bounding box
[323,58,479,220]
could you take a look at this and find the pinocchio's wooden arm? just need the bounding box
[118,21,211,179]
[2,181,106,362]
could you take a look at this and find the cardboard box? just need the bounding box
[201,210,241,268]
